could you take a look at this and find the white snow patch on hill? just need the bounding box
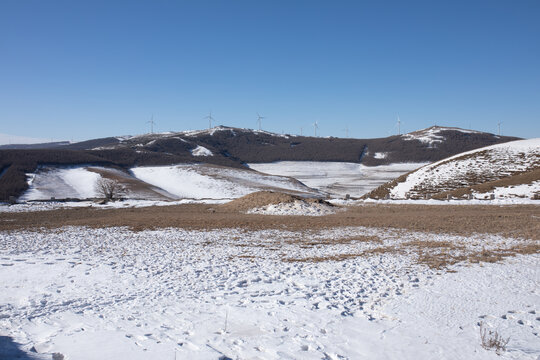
[247,200,336,216]
[491,181,540,198]
[190,145,213,156]
[402,126,484,145]
[131,164,319,200]
[21,167,101,200]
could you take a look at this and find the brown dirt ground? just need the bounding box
[0,203,538,240]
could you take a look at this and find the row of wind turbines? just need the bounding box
[147,113,504,138]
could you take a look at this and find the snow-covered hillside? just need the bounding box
[376,138,540,199]
[20,164,320,202]
[21,167,102,200]
[402,126,483,145]
[131,164,319,199]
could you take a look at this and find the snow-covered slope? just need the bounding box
[21,167,102,200]
[20,164,320,201]
[402,126,483,146]
[373,138,540,199]
[131,164,319,200]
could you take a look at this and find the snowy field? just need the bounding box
[0,226,538,359]
[249,162,425,198]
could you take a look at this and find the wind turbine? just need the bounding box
[343,125,349,138]
[313,121,319,137]
[397,115,401,135]
[147,114,156,134]
[497,121,503,136]
[204,111,214,130]
[256,113,265,131]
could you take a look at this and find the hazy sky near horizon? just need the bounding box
[1,0,539,142]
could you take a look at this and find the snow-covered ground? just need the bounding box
[19,164,320,202]
[249,162,425,198]
[246,200,337,216]
[0,226,538,359]
[21,167,102,201]
[402,126,483,145]
[388,138,540,199]
[131,164,319,200]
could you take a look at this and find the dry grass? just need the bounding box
[288,235,381,247]
[283,246,395,263]
[480,322,509,354]
[412,242,540,270]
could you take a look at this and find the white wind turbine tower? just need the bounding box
[343,125,349,138]
[147,114,156,134]
[204,111,214,130]
[256,113,265,131]
[397,115,401,135]
[313,121,319,137]
[497,121,503,136]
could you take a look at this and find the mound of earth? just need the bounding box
[221,191,335,216]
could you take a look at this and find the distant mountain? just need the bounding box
[365,138,540,200]
[0,125,521,201]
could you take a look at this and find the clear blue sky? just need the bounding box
[1,0,539,141]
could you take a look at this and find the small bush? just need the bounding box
[480,322,509,354]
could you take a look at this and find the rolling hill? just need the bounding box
[0,126,520,201]
[366,138,540,200]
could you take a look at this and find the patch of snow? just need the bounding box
[401,126,485,145]
[182,126,237,137]
[362,197,540,205]
[247,200,336,216]
[20,166,102,201]
[191,145,213,157]
[373,152,388,159]
[402,127,446,144]
[472,181,540,200]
